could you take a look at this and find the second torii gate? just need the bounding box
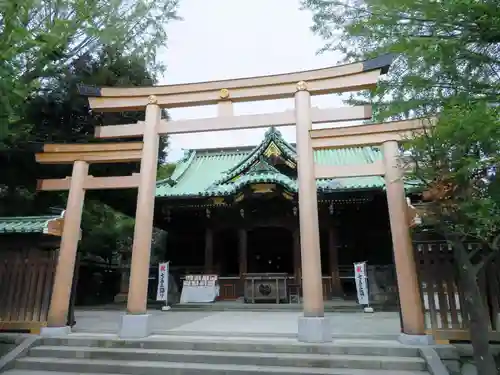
[311,118,435,345]
[35,142,143,334]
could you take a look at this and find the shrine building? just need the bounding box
[152,127,400,302]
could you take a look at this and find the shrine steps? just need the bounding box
[5,336,432,375]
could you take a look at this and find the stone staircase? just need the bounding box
[4,335,431,374]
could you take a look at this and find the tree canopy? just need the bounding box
[0,0,179,262]
[303,0,499,118]
[0,48,173,262]
[0,0,180,147]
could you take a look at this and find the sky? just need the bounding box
[158,0,347,162]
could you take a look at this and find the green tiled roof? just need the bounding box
[0,213,63,234]
[156,127,385,198]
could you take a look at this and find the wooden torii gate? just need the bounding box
[36,142,143,334]
[310,118,435,345]
[35,55,431,344]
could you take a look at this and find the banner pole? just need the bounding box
[363,262,374,313]
[161,261,171,311]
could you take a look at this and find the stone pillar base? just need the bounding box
[40,326,71,337]
[398,333,435,346]
[297,316,332,343]
[118,314,151,339]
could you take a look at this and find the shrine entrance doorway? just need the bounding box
[247,227,293,274]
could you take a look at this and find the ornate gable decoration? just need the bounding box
[247,157,280,175]
[263,142,281,158]
[216,127,297,185]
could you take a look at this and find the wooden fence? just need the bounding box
[0,249,56,333]
[414,241,500,342]
[0,248,77,333]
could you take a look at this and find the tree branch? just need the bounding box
[473,249,499,275]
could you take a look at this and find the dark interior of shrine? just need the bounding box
[247,227,294,274]
[162,191,394,280]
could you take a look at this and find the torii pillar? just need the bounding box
[295,81,331,343]
[118,96,161,338]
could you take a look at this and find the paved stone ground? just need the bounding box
[73,310,214,334]
[73,310,401,339]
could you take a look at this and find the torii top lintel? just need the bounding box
[79,54,395,112]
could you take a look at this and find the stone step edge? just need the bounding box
[37,338,420,356]
[70,331,400,340]
[15,357,428,375]
[40,336,411,349]
[36,341,420,357]
[30,346,426,363]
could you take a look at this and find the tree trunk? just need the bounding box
[452,239,498,375]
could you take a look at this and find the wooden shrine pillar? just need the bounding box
[328,226,343,299]
[238,229,247,276]
[293,229,301,283]
[205,228,214,273]
[46,161,88,329]
[383,140,425,337]
[295,81,330,342]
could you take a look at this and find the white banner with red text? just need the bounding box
[354,261,369,305]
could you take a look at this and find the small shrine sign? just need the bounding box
[183,274,218,287]
[180,274,219,304]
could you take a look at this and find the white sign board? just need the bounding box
[156,262,169,301]
[354,262,369,305]
[180,274,219,303]
[183,274,218,287]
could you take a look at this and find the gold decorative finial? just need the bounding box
[296,81,308,91]
[219,88,230,99]
[148,95,158,104]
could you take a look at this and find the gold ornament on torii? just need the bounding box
[219,88,230,99]
[296,81,308,91]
